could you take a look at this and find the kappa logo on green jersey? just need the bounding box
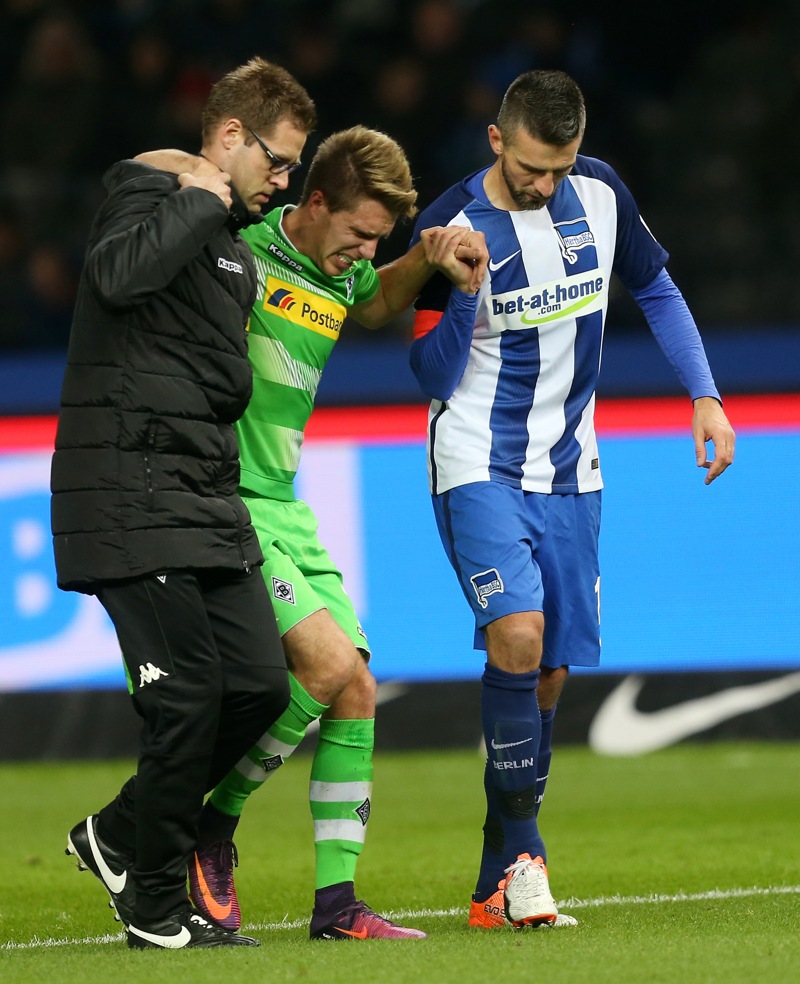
[264,276,345,339]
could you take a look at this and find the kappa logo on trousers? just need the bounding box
[138,662,170,687]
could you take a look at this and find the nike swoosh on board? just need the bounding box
[128,924,192,948]
[589,672,800,756]
[87,819,127,894]
[488,249,521,272]
[193,854,233,920]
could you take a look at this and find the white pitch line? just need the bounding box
[4,885,799,950]
[556,884,800,910]
[2,930,125,950]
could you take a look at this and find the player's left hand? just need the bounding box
[691,396,735,484]
[454,229,488,294]
[420,225,488,294]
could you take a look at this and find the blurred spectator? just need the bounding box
[2,9,103,176]
[0,223,78,352]
[159,64,217,150]
[20,243,79,349]
[172,0,286,75]
[0,204,28,349]
[105,28,180,160]
[405,0,465,138]
[1,8,104,250]
[0,2,797,353]
[640,9,798,325]
[0,0,51,94]
[282,18,358,136]
[434,79,498,189]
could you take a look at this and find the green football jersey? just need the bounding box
[236,205,380,500]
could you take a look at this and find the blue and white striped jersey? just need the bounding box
[411,156,671,496]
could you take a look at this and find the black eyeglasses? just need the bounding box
[244,125,302,175]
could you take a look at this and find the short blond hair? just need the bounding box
[201,57,316,143]
[299,126,417,221]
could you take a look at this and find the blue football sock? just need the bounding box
[536,705,557,817]
[475,662,544,900]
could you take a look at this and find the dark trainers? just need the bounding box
[310,900,427,940]
[188,840,241,930]
[128,907,259,949]
[66,815,136,928]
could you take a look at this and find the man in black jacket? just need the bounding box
[52,57,316,949]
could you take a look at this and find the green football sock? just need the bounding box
[209,674,329,817]
[310,717,375,890]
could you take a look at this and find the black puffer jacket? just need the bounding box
[51,160,264,592]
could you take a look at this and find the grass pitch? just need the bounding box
[2,742,799,983]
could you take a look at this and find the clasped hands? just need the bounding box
[420,225,488,295]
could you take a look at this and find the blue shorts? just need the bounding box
[432,482,601,668]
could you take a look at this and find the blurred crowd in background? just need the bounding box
[0,0,798,352]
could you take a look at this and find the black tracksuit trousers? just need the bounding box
[94,567,288,924]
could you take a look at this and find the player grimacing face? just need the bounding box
[488,124,581,211]
[309,195,396,277]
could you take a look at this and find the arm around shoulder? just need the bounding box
[85,168,230,309]
[134,149,214,176]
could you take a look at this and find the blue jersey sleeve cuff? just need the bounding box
[410,289,478,401]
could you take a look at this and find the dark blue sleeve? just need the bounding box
[577,156,669,291]
[631,268,721,402]
[610,179,668,290]
[409,289,478,401]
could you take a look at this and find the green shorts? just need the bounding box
[243,494,370,656]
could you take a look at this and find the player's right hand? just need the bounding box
[178,170,233,210]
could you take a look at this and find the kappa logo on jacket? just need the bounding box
[218,256,244,274]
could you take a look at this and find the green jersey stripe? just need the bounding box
[236,205,380,500]
[248,333,322,394]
